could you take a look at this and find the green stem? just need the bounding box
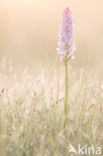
[64,57,69,128]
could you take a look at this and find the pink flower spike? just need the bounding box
[57,8,75,61]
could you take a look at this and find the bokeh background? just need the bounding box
[0,0,103,77]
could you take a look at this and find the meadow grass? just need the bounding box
[0,60,103,156]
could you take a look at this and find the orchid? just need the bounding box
[57,8,75,127]
[57,8,75,61]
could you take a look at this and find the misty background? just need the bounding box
[0,0,103,76]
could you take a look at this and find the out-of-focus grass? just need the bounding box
[0,59,103,156]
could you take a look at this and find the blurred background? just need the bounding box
[0,0,103,77]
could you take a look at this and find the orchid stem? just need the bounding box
[64,56,69,128]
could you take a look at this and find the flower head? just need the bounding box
[57,8,75,61]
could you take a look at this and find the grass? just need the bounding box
[0,59,103,156]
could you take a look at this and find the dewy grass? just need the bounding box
[0,65,102,156]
